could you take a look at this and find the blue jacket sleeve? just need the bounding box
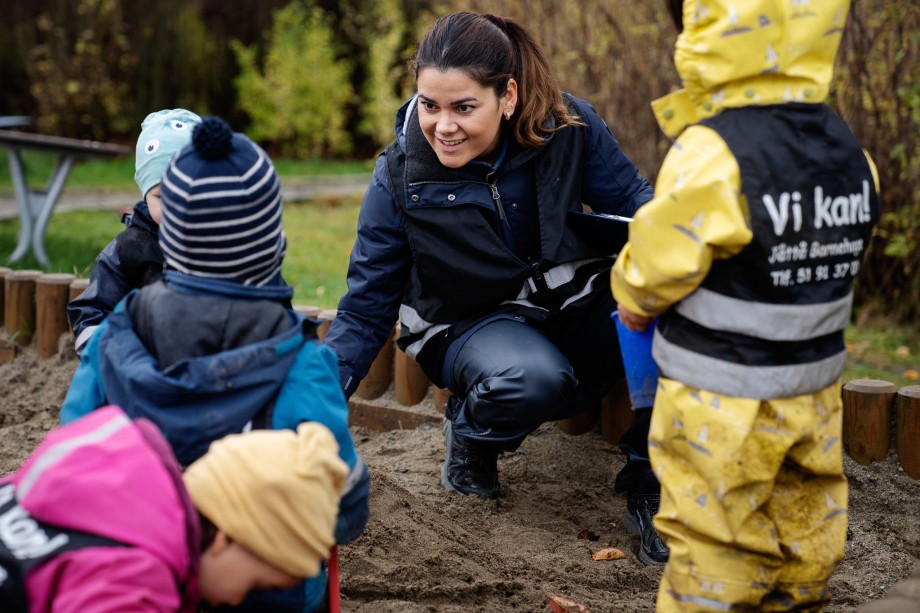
[273,340,370,544]
[323,154,412,398]
[68,238,130,356]
[573,97,654,216]
[60,318,109,424]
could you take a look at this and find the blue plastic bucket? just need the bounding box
[612,311,659,409]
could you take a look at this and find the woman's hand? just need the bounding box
[617,304,655,333]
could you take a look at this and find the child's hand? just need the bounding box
[617,304,655,333]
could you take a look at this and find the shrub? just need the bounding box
[834,1,920,321]
[27,0,136,140]
[232,1,353,158]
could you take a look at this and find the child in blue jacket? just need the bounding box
[68,109,202,355]
[60,116,370,613]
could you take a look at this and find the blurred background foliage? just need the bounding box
[0,0,917,323]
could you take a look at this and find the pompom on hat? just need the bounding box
[183,422,348,578]
[159,116,286,286]
[134,109,202,199]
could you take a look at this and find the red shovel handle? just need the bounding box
[327,546,340,613]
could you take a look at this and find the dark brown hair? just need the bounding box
[410,12,581,149]
[198,510,218,553]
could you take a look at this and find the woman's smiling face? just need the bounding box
[416,68,517,169]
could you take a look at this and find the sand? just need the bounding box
[1,344,917,612]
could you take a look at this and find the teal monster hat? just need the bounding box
[134,109,202,198]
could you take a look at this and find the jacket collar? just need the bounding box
[164,270,294,301]
[129,200,160,233]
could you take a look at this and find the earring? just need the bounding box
[505,110,512,120]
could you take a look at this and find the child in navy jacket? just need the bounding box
[68,109,201,354]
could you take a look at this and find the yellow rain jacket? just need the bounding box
[611,1,880,611]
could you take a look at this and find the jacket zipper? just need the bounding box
[486,171,510,227]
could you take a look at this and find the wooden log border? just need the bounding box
[4,285,917,476]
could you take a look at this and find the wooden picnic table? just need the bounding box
[0,128,131,266]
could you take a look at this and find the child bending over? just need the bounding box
[1,406,347,612]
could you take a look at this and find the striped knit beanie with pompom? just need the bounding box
[159,116,286,286]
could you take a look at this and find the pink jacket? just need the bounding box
[2,406,200,612]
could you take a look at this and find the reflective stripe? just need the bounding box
[501,297,549,311]
[398,304,449,360]
[403,325,450,360]
[666,589,733,611]
[400,258,604,359]
[676,288,853,341]
[343,457,367,495]
[74,325,98,355]
[653,329,846,399]
[507,272,600,312]
[525,258,604,294]
[17,412,132,499]
[398,303,430,334]
[560,272,600,309]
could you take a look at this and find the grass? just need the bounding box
[0,150,374,192]
[279,198,359,308]
[0,198,360,309]
[843,321,920,388]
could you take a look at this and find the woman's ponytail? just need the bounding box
[487,15,581,147]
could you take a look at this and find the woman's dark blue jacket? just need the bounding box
[325,94,653,397]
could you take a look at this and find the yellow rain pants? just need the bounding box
[649,378,847,612]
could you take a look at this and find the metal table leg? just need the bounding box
[6,147,74,266]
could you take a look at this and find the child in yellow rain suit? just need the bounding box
[611,1,880,610]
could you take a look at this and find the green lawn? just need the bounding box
[0,149,369,306]
[279,198,359,308]
[843,321,920,388]
[0,150,374,192]
[0,198,360,309]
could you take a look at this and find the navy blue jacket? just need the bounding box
[325,95,653,396]
[67,201,163,355]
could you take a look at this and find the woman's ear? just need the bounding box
[504,78,519,119]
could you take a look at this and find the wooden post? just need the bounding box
[895,386,920,479]
[4,269,42,346]
[0,270,16,360]
[348,397,442,431]
[557,405,600,435]
[393,327,429,406]
[293,304,323,319]
[600,378,635,446]
[68,278,90,302]
[0,341,17,364]
[315,309,337,342]
[432,386,452,414]
[842,378,897,465]
[0,267,12,328]
[35,273,76,358]
[354,326,395,400]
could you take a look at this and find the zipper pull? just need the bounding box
[489,182,508,225]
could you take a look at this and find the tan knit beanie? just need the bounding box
[183,422,348,577]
